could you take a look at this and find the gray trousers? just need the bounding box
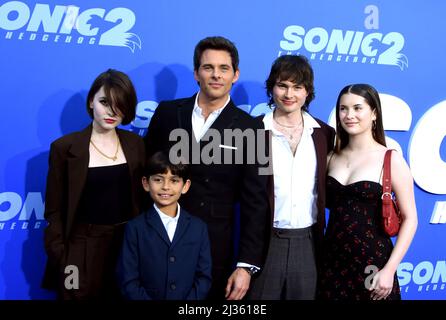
[247,226,317,300]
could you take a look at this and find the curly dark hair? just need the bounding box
[265,55,314,112]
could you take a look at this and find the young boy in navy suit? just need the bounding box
[116,151,212,300]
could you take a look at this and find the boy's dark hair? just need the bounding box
[86,68,137,125]
[265,55,315,112]
[193,36,239,72]
[144,151,190,181]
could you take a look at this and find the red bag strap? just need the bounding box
[382,149,393,200]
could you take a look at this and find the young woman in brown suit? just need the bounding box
[41,69,145,299]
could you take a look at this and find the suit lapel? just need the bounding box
[207,100,239,133]
[183,96,239,139]
[257,115,275,225]
[312,127,326,192]
[66,125,91,236]
[119,129,141,218]
[177,95,195,138]
[170,208,191,249]
[118,129,136,175]
[265,130,275,224]
[178,95,239,163]
[145,207,171,246]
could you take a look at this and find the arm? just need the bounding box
[238,121,270,267]
[116,222,152,300]
[226,121,270,300]
[387,151,418,269]
[370,150,418,299]
[186,224,212,300]
[43,142,66,267]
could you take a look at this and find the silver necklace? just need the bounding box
[273,117,302,129]
[273,117,303,140]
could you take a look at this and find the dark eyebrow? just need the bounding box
[276,80,300,86]
[201,63,231,68]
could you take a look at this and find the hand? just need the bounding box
[369,268,395,300]
[225,267,251,300]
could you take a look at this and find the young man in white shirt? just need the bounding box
[247,55,335,300]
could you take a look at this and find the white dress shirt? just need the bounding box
[263,111,319,229]
[192,91,230,142]
[153,203,180,242]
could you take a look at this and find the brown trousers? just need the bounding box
[58,222,126,300]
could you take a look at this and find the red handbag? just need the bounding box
[381,149,402,237]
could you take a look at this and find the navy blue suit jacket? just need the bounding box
[116,206,212,300]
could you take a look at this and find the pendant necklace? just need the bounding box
[90,135,120,161]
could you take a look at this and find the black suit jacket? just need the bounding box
[144,94,270,293]
[42,124,145,289]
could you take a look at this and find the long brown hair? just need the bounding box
[334,83,386,153]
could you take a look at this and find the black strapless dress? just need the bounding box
[317,176,401,300]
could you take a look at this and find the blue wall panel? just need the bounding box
[0,0,445,299]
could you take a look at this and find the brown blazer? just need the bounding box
[41,124,145,289]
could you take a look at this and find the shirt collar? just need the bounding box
[153,203,181,222]
[193,91,230,116]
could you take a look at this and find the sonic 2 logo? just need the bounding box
[279,25,408,70]
[364,261,446,295]
[0,1,141,52]
[0,192,45,230]
[398,261,446,293]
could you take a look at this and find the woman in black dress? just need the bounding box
[42,69,145,299]
[318,84,417,300]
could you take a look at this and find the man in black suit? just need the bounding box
[144,36,269,300]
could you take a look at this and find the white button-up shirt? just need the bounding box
[154,203,180,242]
[192,92,230,142]
[263,111,319,229]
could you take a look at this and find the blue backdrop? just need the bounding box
[0,0,445,300]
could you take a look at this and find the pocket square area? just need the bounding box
[219,144,237,150]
